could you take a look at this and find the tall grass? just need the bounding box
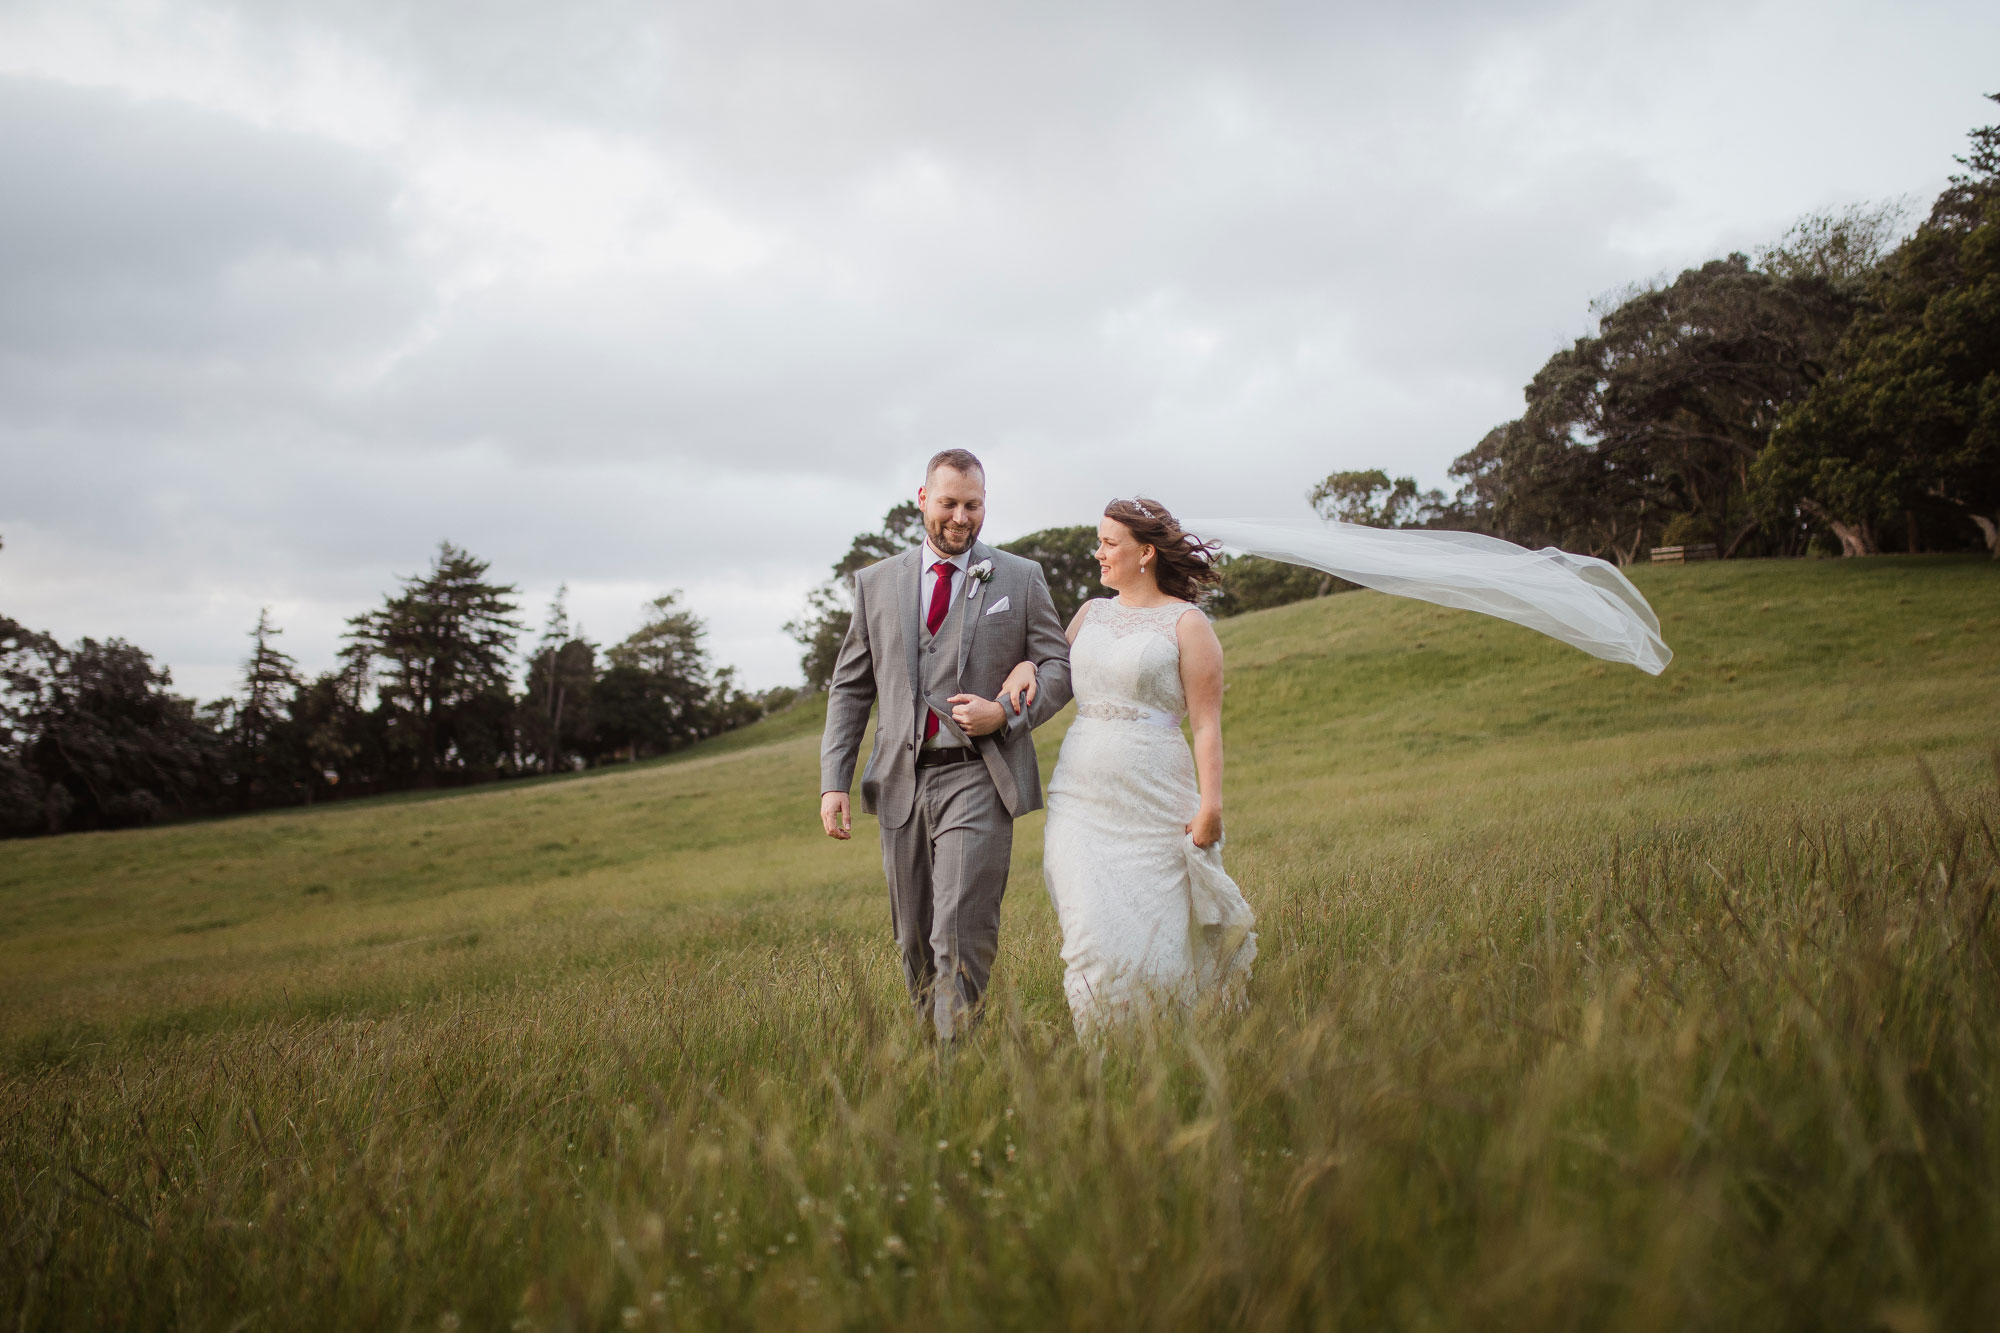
[3,556,1997,1329]
[7,775,1997,1329]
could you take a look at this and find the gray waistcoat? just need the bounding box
[919,568,968,742]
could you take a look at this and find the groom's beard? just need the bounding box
[926,518,980,556]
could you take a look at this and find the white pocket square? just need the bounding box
[984,596,1011,616]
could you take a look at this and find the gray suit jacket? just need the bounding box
[819,540,1074,830]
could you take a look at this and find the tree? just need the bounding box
[1756,200,1908,289]
[835,501,925,579]
[236,609,300,751]
[787,584,852,694]
[282,672,363,799]
[996,526,1102,625]
[3,530,225,833]
[1756,99,2000,557]
[1207,556,1349,618]
[10,638,223,833]
[1452,244,1868,562]
[594,593,727,759]
[789,502,927,689]
[1447,416,1635,555]
[345,542,523,785]
[521,586,596,773]
[0,610,60,835]
[223,608,305,806]
[1307,469,1450,529]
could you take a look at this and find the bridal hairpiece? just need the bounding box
[1129,500,1154,518]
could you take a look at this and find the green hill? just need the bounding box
[4,556,1997,1329]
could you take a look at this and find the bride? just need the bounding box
[998,491,1673,1033]
[1002,497,1256,1032]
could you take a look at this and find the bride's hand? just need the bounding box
[1000,660,1038,715]
[1186,804,1223,849]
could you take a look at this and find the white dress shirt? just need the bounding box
[920,539,970,749]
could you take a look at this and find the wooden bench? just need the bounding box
[1649,543,1718,563]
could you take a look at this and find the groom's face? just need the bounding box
[918,465,985,556]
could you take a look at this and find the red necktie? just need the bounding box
[923,559,954,739]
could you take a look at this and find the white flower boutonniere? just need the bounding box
[966,559,995,598]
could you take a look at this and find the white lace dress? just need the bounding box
[1042,598,1257,1030]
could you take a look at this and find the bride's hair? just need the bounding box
[1103,497,1222,602]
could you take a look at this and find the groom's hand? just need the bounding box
[948,694,1007,737]
[820,791,851,840]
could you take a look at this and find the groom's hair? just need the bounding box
[926,448,984,483]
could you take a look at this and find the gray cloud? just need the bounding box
[0,77,415,356]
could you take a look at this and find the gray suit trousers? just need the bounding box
[883,758,1012,1040]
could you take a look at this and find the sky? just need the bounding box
[1,0,1994,699]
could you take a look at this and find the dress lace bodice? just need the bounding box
[1070,599,1194,725]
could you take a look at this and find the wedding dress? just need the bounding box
[1042,599,1256,1030]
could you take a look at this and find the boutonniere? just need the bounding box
[966,559,995,598]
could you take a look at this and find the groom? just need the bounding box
[819,449,1073,1039]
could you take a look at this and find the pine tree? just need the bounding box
[595,593,722,758]
[345,542,523,785]
[219,608,305,806]
[522,585,595,774]
[237,608,300,754]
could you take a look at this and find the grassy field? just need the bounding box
[3,555,1997,1330]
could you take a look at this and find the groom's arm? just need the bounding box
[1008,563,1072,737]
[819,576,878,796]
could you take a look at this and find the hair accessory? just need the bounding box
[1130,500,1154,518]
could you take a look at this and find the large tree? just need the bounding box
[995,526,1102,626]
[1756,101,2000,556]
[1452,238,1874,562]
[218,608,307,806]
[282,671,370,799]
[520,585,596,773]
[1309,469,1447,529]
[593,592,732,759]
[1206,556,1347,618]
[0,609,59,835]
[235,609,300,752]
[345,542,523,785]
[789,502,925,689]
[7,638,223,834]
[3,531,225,832]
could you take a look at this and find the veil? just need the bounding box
[1186,518,1672,675]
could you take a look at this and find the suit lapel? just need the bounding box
[898,546,923,700]
[956,540,990,678]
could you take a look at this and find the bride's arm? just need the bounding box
[999,601,1092,718]
[999,659,1038,715]
[1178,609,1225,848]
[1064,600,1091,645]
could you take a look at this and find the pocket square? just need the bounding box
[984,596,1011,616]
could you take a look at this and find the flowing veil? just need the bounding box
[1186,518,1673,675]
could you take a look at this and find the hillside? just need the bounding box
[3,555,1997,1330]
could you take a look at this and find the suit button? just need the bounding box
[928,645,936,654]
[905,742,913,751]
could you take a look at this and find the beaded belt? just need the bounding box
[1076,701,1182,729]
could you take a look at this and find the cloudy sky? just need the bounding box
[1,0,1993,698]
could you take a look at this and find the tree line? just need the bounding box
[790,101,1999,687]
[1378,98,1999,562]
[0,540,788,837]
[785,501,1359,690]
